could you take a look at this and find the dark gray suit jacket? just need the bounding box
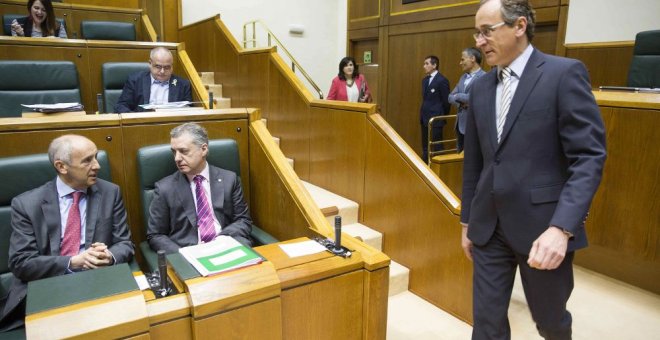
[460,48,607,254]
[0,179,134,330]
[147,165,252,254]
[114,71,192,113]
[449,68,486,151]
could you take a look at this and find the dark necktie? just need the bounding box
[61,191,82,256]
[194,175,216,243]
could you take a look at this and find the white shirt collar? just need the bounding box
[187,161,210,182]
[150,74,170,85]
[56,176,81,198]
[499,44,534,79]
[429,70,438,78]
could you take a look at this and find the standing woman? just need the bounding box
[327,57,372,103]
[10,0,67,38]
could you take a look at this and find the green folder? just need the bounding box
[26,264,138,315]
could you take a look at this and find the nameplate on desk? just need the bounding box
[26,264,138,315]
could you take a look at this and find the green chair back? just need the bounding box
[627,30,660,88]
[102,62,149,113]
[80,20,136,41]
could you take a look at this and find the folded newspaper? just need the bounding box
[139,101,192,110]
[21,102,84,113]
[179,236,263,277]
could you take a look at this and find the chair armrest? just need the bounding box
[251,224,278,246]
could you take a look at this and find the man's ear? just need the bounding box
[514,17,528,38]
[201,143,209,157]
[54,160,67,175]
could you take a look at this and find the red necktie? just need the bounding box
[194,175,216,243]
[61,191,82,256]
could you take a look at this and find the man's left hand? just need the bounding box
[527,226,569,270]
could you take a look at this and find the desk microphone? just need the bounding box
[209,91,214,109]
[157,250,169,296]
[96,93,104,114]
[334,216,342,252]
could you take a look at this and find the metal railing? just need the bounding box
[428,114,458,164]
[242,20,324,99]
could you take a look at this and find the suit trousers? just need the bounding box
[421,120,444,162]
[472,226,574,340]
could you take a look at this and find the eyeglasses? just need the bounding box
[473,21,507,41]
[151,64,172,72]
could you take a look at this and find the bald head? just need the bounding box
[49,135,100,190]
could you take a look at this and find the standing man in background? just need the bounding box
[420,55,451,163]
[448,47,485,152]
[460,0,607,339]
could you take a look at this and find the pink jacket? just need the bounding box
[327,74,372,102]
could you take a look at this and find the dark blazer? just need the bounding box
[420,72,450,126]
[0,179,134,331]
[13,16,63,38]
[147,165,253,254]
[114,71,192,113]
[460,49,606,254]
[449,69,486,151]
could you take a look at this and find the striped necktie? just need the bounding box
[194,175,216,243]
[497,67,513,143]
[61,191,83,256]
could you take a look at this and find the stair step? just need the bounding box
[343,223,382,251]
[213,97,231,109]
[205,84,223,98]
[261,118,267,127]
[302,181,358,225]
[389,261,410,296]
[285,157,294,168]
[199,72,215,85]
[272,136,280,146]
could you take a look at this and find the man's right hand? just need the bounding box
[70,246,113,270]
[461,224,473,261]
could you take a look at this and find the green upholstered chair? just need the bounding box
[101,62,149,113]
[0,61,81,118]
[627,30,660,88]
[2,14,66,36]
[0,151,112,299]
[80,20,136,41]
[137,139,278,271]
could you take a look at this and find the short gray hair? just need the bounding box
[48,135,74,167]
[170,123,208,147]
[481,0,536,42]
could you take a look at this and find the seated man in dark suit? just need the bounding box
[147,123,253,254]
[0,135,134,331]
[114,46,192,113]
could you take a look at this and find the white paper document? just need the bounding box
[133,274,150,291]
[279,240,327,258]
[139,101,192,109]
[21,102,84,112]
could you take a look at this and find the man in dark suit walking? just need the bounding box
[420,55,450,163]
[460,0,606,339]
[147,123,252,254]
[114,46,192,113]
[448,47,486,152]
[0,135,134,331]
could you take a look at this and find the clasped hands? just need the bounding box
[70,242,114,270]
[10,20,24,37]
[461,225,569,270]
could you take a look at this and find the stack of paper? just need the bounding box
[139,101,192,110]
[21,102,84,113]
[179,236,263,277]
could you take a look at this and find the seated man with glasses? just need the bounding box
[115,47,192,113]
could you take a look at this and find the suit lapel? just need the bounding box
[422,76,430,95]
[175,172,197,227]
[209,166,226,224]
[481,70,499,152]
[142,72,151,104]
[85,184,100,247]
[497,50,544,149]
[42,181,62,254]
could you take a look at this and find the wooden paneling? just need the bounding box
[65,0,139,9]
[248,125,319,242]
[348,0,381,30]
[193,297,282,340]
[309,106,367,214]
[281,270,364,340]
[566,45,634,88]
[68,8,142,40]
[267,58,312,180]
[149,317,192,340]
[362,267,389,340]
[430,153,463,198]
[364,117,471,322]
[121,112,250,246]
[238,51,270,111]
